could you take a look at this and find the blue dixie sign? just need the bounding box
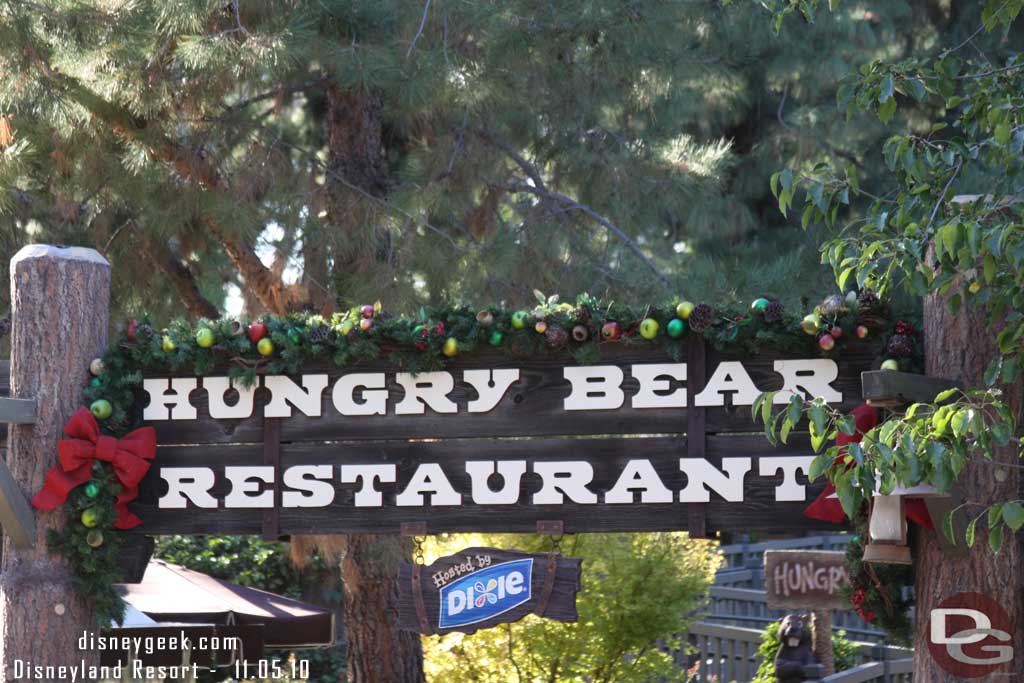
[439,558,533,630]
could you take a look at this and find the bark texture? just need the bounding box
[0,245,110,678]
[339,535,424,683]
[915,292,1023,680]
[321,85,423,682]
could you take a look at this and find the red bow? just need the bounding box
[32,407,156,529]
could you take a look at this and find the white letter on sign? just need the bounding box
[758,456,815,501]
[332,373,387,416]
[694,362,761,407]
[204,377,256,419]
[396,464,462,506]
[563,366,624,410]
[678,458,751,502]
[532,462,598,504]
[463,369,519,412]
[159,468,218,508]
[143,378,198,420]
[282,465,335,507]
[264,375,329,418]
[772,359,843,404]
[605,459,673,504]
[631,363,687,408]
[394,372,458,414]
[340,465,397,507]
[224,466,275,508]
[466,461,527,504]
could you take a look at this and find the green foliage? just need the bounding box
[756,385,1021,550]
[759,0,1024,549]
[421,532,721,683]
[0,0,941,318]
[751,620,858,683]
[840,519,914,646]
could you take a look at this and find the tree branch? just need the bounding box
[143,236,221,319]
[22,46,301,315]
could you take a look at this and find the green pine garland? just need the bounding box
[56,291,897,624]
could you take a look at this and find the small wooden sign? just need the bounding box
[764,550,850,610]
[398,547,581,635]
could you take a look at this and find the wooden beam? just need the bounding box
[0,456,35,549]
[861,370,960,408]
[0,397,35,424]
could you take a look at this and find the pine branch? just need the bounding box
[20,41,301,315]
[476,129,669,285]
[144,237,221,319]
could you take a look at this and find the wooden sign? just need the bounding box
[128,344,876,537]
[764,550,850,610]
[397,547,581,634]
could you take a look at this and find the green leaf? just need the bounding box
[878,97,897,124]
[762,391,776,427]
[808,453,833,481]
[934,388,958,403]
[837,415,856,436]
[989,524,1004,554]
[780,416,793,444]
[988,504,1004,529]
[808,404,828,436]
[1002,503,1024,532]
[787,395,803,427]
[810,421,828,452]
[879,75,894,103]
[942,511,957,545]
[752,392,767,424]
[995,122,1011,146]
[966,517,977,547]
[950,409,971,437]
[838,266,855,291]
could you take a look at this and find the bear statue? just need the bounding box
[773,613,818,683]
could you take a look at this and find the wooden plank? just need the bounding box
[0,454,35,548]
[0,397,35,424]
[129,434,840,536]
[143,345,877,445]
[261,417,282,540]
[688,340,708,538]
[764,550,850,610]
[861,370,959,408]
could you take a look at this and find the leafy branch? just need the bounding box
[752,388,1023,551]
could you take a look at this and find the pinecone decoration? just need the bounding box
[763,301,784,324]
[545,326,569,349]
[136,323,155,340]
[688,304,715,333]
[858,289,880,311]
[308,325,330,344]
[576,303,592,326]
[819,295,845,317]
[886,334,914,358]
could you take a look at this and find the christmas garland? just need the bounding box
[840,517,915,646]
[36,291,903,624]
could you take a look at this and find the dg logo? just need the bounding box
[928,592,1015,678]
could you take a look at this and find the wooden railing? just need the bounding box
[679,621,912,683]
[706,585,886,642]
[718,534,852,572]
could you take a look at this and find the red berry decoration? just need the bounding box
[830,325,843,339]
[126,319,139,341]
[359,318,373,331]
[601,321,621,341]
[361,304,375,319]
[856,325,869,339]
[247,321,267,343]
[818,334,836,351]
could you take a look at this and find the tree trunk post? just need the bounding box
[340,534,424,683]
[915,289,1023,680]
[811,609,834,676]
[0,245,111,678]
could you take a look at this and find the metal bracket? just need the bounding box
[401,521,428,536]
[536,520,564,535]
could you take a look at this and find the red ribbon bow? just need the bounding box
[32,407,156,529]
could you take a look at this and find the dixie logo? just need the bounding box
[439,558,533,629]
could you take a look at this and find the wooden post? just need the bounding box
[811,610,834,677]
[0,245,111,677]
